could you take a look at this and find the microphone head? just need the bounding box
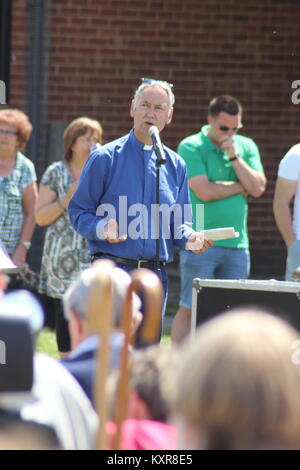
[149,125,159,137]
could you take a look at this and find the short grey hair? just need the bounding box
[133,81,175,109]
[63,266,141,328]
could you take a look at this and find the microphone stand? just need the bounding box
[154,147,166,279]
[135,140,166,349]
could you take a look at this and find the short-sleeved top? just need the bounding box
[38,161,90,299]
[0,152,36,254]
[178,125,264,248]
[278,143,300,239]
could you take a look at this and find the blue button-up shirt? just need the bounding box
[69,130,193,262]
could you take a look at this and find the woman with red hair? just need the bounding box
[0,108,37,267]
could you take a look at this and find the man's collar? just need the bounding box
[68,332,125,360]
[200,124,219,151]
[129,129,145,149]
[129,129,154,152]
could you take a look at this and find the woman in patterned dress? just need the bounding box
[0,109,37,267]
[35,117,103,357]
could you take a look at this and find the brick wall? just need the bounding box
[9,0,30,108]
[8,0,300,278]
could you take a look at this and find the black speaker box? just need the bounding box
[191,279,300,332]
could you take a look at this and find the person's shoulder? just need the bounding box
[42,160,66,177]
[45,160,65,171]
[100,133,129,152]
[235,133,258,146]
[34,352,94,400]
[88,133,129,162]
[164,145,187,168]
[16,153,36,180]
[16,152,35,168]
[62,349,95,365]
[178,131,202,148]
[235,134,261,157]
[284,143,300,158]
[279,143,300,171]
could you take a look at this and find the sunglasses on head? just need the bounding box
[141,77,174,90]
[219,124,243,132]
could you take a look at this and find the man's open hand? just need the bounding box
[104,219,127,243]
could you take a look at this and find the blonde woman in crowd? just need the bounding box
[35,117,103,357]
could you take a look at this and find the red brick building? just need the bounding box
[1,0,300,279]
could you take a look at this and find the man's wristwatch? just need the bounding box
[229,154,239,162]
[20,240,31,249]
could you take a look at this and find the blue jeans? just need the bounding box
[285,239,300,281]
[179,246,250,309]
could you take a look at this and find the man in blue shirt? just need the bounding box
[68,78,212,323]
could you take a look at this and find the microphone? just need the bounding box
[149,125,166,165]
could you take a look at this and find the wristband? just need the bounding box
[20,240,31,249]
[57,197,66,211]
[229,154,239,162]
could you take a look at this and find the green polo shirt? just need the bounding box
[177,125,264,248]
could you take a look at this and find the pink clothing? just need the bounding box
[106,419,176,450]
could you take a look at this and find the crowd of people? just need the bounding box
[0,77,299,450]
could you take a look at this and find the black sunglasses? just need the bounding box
[141,77,174,90]
[219,124,243,132]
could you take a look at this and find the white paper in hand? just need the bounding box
[202,227,239,241]
[0,243,19,272]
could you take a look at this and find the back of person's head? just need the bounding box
[63,266,141,328]
[208,95,242,118]
[0,108,32,151]
[63,116,103,162]
[128,346,177,423]
[0,411,60,450]
[170,308,300,450]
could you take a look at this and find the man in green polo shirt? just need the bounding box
[171,95,266,343]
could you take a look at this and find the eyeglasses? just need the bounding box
[141,77,174,90]
[219,124,243,133]
[78,135,99,145]
[0,128,18,136]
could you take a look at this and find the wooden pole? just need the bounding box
[113,268,163,449]
[88,259,115,450]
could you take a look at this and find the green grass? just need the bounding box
[36,299,177,357]
[36,328,59,359]
[161,327,171,346]
[36,317,173,358]
[165,300,178,318]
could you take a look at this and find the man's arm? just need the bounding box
[69,151,112,241]
[230,157,266,197]
[220,135,266,197]
[273,176,297,248]
[189,174,247,201]
[12,182,38,266]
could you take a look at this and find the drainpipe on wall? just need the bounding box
[0,0,12,103]
[26,0,45,166]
